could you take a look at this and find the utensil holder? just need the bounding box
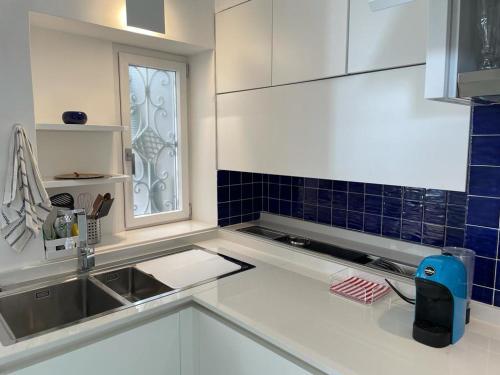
[87,218,101,245]
[43,208,83,259]
[44,236,79,253]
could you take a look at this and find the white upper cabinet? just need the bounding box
[272,0,348,85]
[216,0,272,93]
[215,0,249,13]
[217,66,470,191]
[348,0,428,73]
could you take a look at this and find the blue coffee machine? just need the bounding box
[413,254,467,348]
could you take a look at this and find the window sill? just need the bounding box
[95,220,217,253]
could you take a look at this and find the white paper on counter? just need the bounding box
[136,249,241,289]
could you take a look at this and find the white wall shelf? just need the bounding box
[36,124,127,132]
[43,174,130,188]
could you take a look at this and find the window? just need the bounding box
[118,53,189,228]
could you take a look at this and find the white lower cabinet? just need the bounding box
[14,308,315,375]
[15,313,181,375]
[184,307,314,375]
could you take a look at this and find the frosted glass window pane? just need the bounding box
[128,65,179,217]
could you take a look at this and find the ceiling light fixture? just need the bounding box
[126,0,165,34]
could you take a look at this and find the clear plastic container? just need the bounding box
[329,268,392,305]
[442,247,475,303]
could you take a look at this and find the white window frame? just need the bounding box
[118,52,190,229]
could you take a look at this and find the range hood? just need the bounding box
[458,69,500,104]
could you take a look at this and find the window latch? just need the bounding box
[124,148,136,176]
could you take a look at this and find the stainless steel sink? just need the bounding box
[0,245,255,346]
[94,267,175,302]
[0,278,123,343]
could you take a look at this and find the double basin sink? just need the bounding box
[0,246,254,346]
[0,267,172,346]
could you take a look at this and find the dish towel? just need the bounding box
[330,276,390,304]
[1,125,52,252]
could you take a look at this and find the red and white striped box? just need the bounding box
[329,269,391,305]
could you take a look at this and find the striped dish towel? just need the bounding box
[330,276,390,304]
[1,125,52,252]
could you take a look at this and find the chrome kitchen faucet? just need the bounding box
[74,209,95,272]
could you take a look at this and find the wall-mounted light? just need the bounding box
[368,0,415,11]
[126,0,165,34]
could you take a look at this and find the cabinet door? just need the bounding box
[216,0,272,93]
[217,66,470,191]
[15,313,181,375]
[348,0,428,73]
[194,309,313,375]
[272,0,348,85]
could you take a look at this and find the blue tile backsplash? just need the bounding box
[217,104,500,307]
[217,171,266,227]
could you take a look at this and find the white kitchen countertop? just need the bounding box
[95,220,216,253]
[0,231,499,374]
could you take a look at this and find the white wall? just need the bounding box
[0,0,215,273]
[30,27,117,126]
[30,27,124,235]
[188,51,218,225]
[28,0,215,49]
[164,0,215,49]
[215,0,249,13]
[0,2,45,271]
[30,27,212,237]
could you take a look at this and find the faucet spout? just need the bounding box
[78,246,95,272]
[74,209,95,272]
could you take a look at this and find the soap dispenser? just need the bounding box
[412,254,467,348]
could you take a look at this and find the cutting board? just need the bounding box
[136,249,241,289]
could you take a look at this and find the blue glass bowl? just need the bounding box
[62,111,87,125]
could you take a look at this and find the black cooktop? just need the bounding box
[237,226,416,278]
